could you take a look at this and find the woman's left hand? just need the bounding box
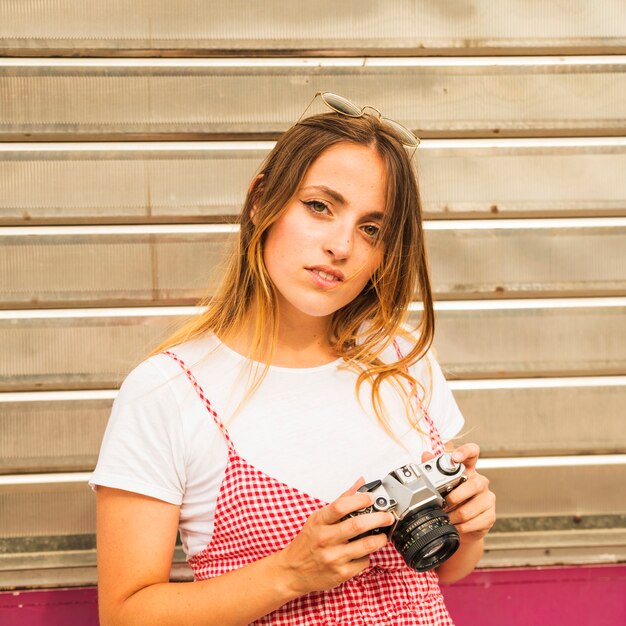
[422,443,496,543]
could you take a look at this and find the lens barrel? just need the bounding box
[392,506,460,572]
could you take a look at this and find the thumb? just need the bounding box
[340,476,366,497]
[421,450,436,463]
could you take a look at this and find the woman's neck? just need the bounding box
[219,310,338,368]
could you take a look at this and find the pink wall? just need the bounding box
[442,564,626,626]
[1,586,98,626]
[1,565,625,625]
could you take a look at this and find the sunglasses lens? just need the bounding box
[322,92,362,117]
[312,93,419,151]
[382,118,420,147]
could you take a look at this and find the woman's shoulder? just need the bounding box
[119,336,221,402]
[100,336,226,466]
[381,327,454,402]
[379,325,437,370]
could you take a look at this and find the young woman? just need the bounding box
[91,93,496,625]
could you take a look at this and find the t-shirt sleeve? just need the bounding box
[425,351,465,444]
[89,357,186,505]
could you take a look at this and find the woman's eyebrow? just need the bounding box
[301,185,347,205]
[364,211,385,221]
[301,185,385,220]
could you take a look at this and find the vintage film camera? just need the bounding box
[345,452,467,572]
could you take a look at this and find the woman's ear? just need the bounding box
[248,173,264,224]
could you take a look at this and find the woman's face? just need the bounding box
[262,142,388,326]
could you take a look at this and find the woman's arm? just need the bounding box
[430,443,497,584]
[97,487,296,626]
[435,536,484,585]
[97,480,394,626]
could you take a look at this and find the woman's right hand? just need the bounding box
[274,477,395,597]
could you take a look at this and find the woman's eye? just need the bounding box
[362,224,380,239]
[303,200,330,214]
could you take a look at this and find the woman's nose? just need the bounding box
[324,226,353,260]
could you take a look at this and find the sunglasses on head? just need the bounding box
[298,91,420,153]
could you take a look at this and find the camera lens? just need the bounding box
[391,506,460,572]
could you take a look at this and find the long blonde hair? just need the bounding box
[151,112,435,436]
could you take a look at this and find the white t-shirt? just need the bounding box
[89,334,464,559]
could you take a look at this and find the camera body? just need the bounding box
[345,452,467,571]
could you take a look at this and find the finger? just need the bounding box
[450,443,481,471]
[334,511,395,543]
[320,491,375,525]
[444,473,489,509]
[323,554,373,587]
[421,450,436,463]
[447,490,496,527]
[343,555,371,578]
[454,507,497,537]
[339,476,366,498]
[342,532,389,563]
[351,476,366,493]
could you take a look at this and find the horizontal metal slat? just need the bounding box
[1,460,624,538]
[412,299,626,379]
[0,563,99,590]
[0,310,177,391]
[2,139,626,224]
[0,144,267,224]
[1,379,625,473]
[0,481,95,539]
[0,300,624,390]
[428,220,626,299]
[453,379,626,457]
[480,460,626,519]
[1,0,625,55]
[2,220,625,307]
[0,547,188,589]
[0,228,237,308]
[481,528,626,568]
[0,395,113,473]
[2,58,626,139]
[420,139,626,218]
[2,530,625,589]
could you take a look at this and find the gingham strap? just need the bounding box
[162,350,236,453]
[392,339,445,455]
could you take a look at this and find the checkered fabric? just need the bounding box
[163,349,454,625]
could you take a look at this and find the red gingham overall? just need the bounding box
[164,349,455,625]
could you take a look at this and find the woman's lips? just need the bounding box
[307,266,345,281]
[306,267,344,288]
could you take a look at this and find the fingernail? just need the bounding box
[452,452,463,462]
